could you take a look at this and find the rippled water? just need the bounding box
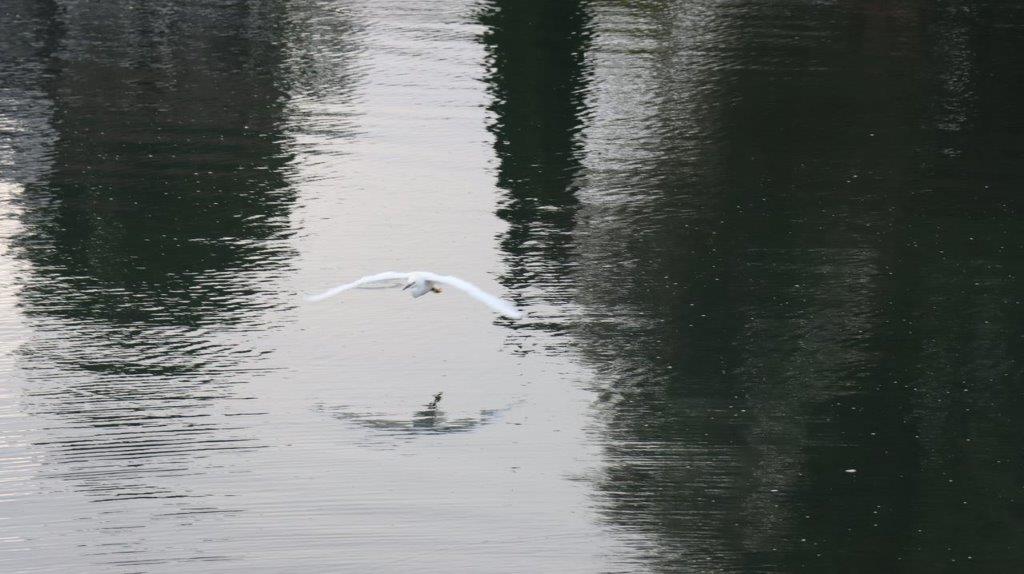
[2,0,1023,572]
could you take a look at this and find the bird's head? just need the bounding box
[431,286,443,294]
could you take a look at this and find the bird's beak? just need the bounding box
[402,283,412,291]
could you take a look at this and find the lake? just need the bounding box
[2,0,1023,571]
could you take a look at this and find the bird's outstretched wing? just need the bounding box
[417,272,524,319]
[306,271,411,302]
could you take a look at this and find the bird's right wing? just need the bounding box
[419,272,524,319]
[306,271,411,302]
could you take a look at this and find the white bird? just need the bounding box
[307,271,524,319]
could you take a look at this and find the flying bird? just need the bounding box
[307,271,524,319]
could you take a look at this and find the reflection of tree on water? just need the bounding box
[477,0,593,311]
[0,1,63,185]
[15,0,297,328]
[6,0,309,508]
[484,0,1024,571]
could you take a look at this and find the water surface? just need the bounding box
[2,0,1023,572]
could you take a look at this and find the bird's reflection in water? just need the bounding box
[317,394,508,439]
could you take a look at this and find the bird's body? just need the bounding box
[401,273,443,298]
[307,271,524,319]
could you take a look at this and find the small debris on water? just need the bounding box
[845,468,857,474]
[427,392,443,409]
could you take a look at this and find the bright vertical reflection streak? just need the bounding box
[0,182,33,545]
[250,1,627,570]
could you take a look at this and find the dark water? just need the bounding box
[2,0,1023,571]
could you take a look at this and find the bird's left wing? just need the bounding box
[306,271,411,302]
[418,272,524,319]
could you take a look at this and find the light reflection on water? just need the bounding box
[2,0,1024,572]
